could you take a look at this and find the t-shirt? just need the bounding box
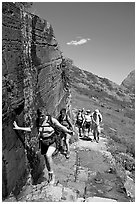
[91,112,102,125]
[85,114,91,122]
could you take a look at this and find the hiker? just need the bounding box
[13,109,73,185]
[58,108,73,159]
[76,109,85,137]
[91,109,102,142]
[81,108,85,115]
[83,110,92,137]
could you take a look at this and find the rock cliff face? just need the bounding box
[2,2,71,199]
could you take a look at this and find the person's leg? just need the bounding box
[78,122,82,137]
[66,134,70,153]
[52,134,61,156]
[82,123,85,136]
[87,123,91,136]
[96,132,99,143]
[44,145,56,184]
[64,134,71,159]
[79,126,82,137]
[96,126,100,142]
[85,123,88,137]
[91,123,93,134]
[94,127,99,142]
[59,133,65,152]
[93,127,96,141]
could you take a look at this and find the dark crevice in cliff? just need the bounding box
[2,156,8,198]
[31,15,42,67]
[14,101,25,115]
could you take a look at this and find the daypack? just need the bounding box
[58,114,72,129]
[39,115,61,151]
[77,112,84,122]
[92,113,102,124]
[47,115,60,134]
[38,114,60,135]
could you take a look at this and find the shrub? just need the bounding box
[126,143,135,158]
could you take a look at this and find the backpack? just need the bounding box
[92,113,102,124]
[77,112,83,122]
[47,115,60,134]
[58,114,72,130]
[38,114,60,135]
[39,115,61,152]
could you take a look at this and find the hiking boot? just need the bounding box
[60,149,67,156]
[96,136,99,143]
[48,172,55,185]
[65,152,70,159]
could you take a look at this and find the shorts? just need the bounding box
[92,124,101,133]
[84,122,91,129]
[40,133,57,155]
[60,132,71,140]
[76,120,83,128]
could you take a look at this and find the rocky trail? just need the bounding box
[5,130,134,202]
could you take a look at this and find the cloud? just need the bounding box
[67,38,91,46]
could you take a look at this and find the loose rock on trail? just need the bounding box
[5,130,132,202]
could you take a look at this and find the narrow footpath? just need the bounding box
[5,131,133,202]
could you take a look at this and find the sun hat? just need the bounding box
[94,109,99,113]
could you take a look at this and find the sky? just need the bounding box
[29,1,135,85]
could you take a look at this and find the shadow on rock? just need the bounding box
[32,171,48,185]
[79,136,92,141]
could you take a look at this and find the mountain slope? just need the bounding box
[69,65,135,110]
[69,65,135,184]
[120,70,135,93]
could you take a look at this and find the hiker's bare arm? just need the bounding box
[99,114,103,122]
[91,117,97,124]
[82,117,85,125]
[13,121,31,132]
[52,118,73,134]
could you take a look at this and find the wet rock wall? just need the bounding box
[2,2,70,199]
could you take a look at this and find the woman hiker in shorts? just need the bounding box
[91,109,102,142]
[76,109,85,137]
[13,109,73,185]
[83,110,92,137]
[58,108,73,159]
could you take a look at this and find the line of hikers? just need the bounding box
[76,108,102,142]
[13,108,73,185]
[13,107,102,185]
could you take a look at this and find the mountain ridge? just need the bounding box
[120,70,135,92]
[68,64,135,109]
